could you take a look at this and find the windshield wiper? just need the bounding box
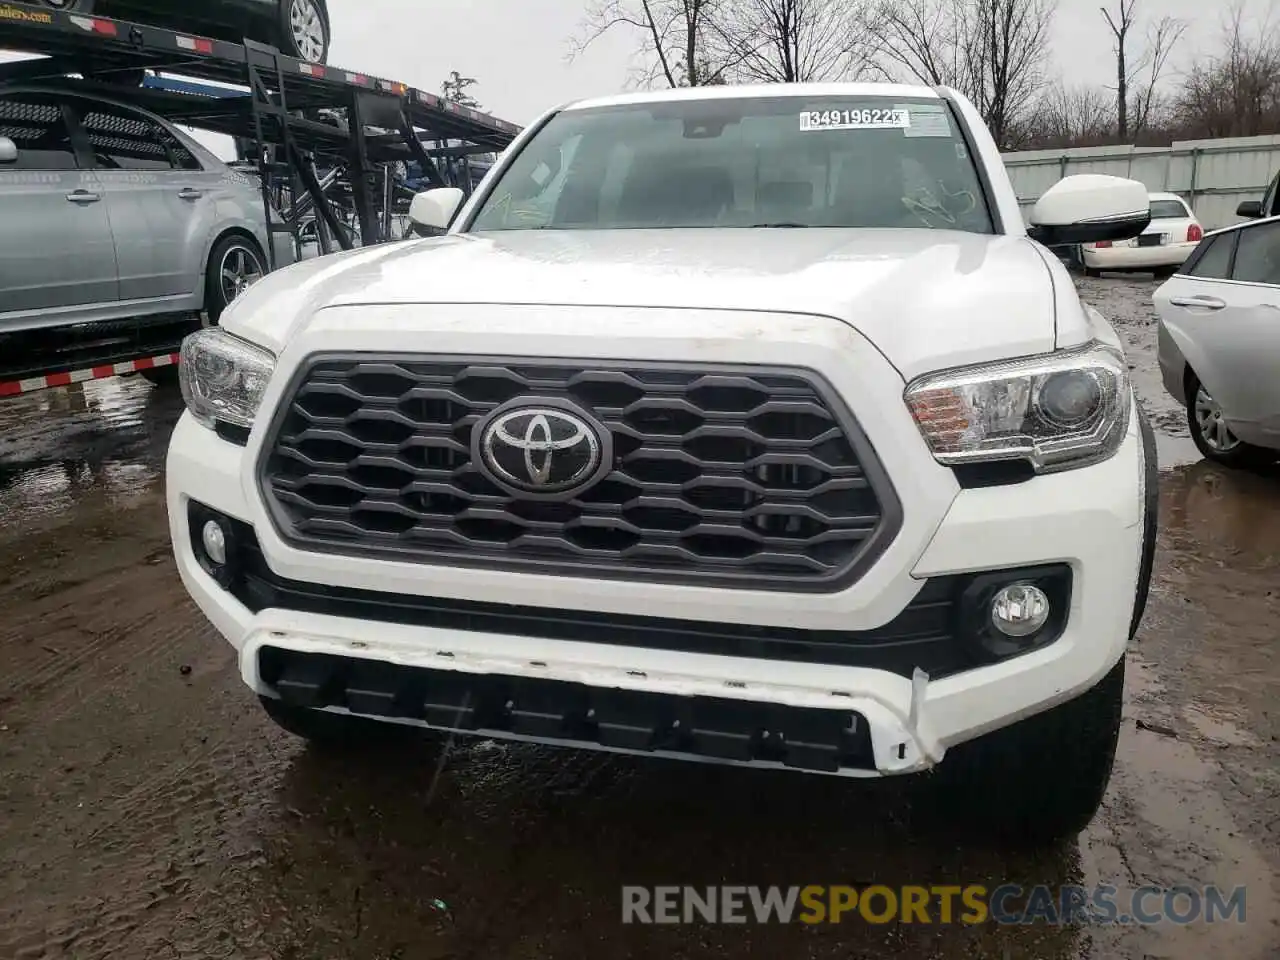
[750,222,809,228]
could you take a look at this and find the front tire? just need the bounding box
[939,657,1125,847]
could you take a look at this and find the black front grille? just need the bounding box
[259,356,900,590]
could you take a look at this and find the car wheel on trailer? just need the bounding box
[1185,373,1270,468]
[206,234,266,324]
[142,237,265,388]
[280,0,329,64]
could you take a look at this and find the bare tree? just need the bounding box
[441,71,481,108]
[574,0,726,87]
[869,0,1056,148]
[1013,80,1115,148]
[709,0,882,83]
[1173,4,1280,139]
[1132,17,1186,136]
[871,0,968,89]
[1100,1,1136,139]
[1101,2,1186,140]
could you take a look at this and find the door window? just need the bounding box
[74,101,197,171]
[0,95,77,170]
[1184,233,1234,279]
[1230,222,1280,285]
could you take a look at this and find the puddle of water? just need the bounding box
[0,378,182,532]
[1156,433,1202,471]
[1182,704,1261,749]
[1083,653,1279,960]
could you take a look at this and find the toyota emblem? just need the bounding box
[474,401,611,497]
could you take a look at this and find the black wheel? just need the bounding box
[205,234,266,323]
[259,696,439,750]
[938,657,1125,847]
[1082,265,1100,278]
[37,0,92,10]
[1185,373,1269,468]
[278,0,329,63]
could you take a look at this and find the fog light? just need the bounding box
[990,583,1050,638]
[201,519,228,566]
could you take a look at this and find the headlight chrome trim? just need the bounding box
[179,327,277,432]
[904,341,1132,475]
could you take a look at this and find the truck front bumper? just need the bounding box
[166,307,1151,778]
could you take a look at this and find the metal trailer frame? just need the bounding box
[0,1,519,256]
[0,0,519,392]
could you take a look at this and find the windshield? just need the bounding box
[467,96,994,233]
[1149,199,1189,220]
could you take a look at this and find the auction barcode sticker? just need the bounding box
[799,108,911,131]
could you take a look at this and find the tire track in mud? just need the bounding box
[0,648,296,960]
[0,491,174,709]
[0,482,291,959]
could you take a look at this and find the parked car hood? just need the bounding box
[222,228,1058,381]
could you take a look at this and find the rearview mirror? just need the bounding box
[1027,175,1150,247]
[0,137,17,164]
[408,187,465,237]
[1236,200,1263,219]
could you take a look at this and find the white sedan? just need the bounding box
[1154,216,1280,465]
[1081,192,1203,276]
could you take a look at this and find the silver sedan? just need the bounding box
[0,82,293,338]
[1153,216,1280,466]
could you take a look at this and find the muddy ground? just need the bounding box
[0,273,1276,959]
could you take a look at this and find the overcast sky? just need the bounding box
[334,0,1275,126]
[1,0,1276,145]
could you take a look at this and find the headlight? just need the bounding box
[904,341,1131,473]
[179,328,275,430]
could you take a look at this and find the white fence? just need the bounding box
[1002,135,1280,230]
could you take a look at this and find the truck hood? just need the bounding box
[222,228,1059,380]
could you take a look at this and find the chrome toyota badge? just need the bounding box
[474,401,612,497]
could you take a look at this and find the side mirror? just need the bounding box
[408,187,465,237]
[1027,175,1151,247]
[0,136,17,164]
[1236,200,1263,219]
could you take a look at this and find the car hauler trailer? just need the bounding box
[0,0,519,394]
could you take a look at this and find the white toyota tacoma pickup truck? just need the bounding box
[167,82,1159,845]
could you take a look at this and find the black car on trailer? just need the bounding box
[39,0,331,63]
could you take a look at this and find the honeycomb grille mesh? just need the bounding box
[260,358,895,588]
